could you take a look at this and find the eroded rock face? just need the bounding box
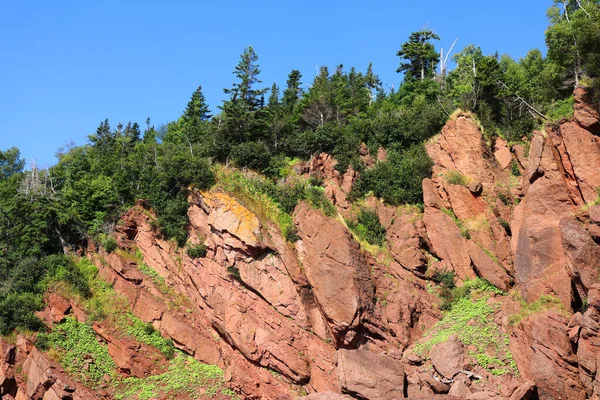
[513,132,576,307]
[295,202,374,347]
[510,310,585,400]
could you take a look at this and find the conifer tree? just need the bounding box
[397,29,441,81]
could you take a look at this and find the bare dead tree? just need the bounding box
[497,81,548,120]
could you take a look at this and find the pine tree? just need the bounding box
[217,46,268,152]
[282,69,303,110]
[181,86,212,143]
[397,29,441,81]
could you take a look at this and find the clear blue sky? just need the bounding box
[0,1,551,167]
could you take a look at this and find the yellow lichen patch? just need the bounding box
[201,190,261,247]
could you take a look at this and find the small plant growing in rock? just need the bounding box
[510,160,521,177]
[186,242,207,259]
[347,208,386,246]
[445,170,468,186]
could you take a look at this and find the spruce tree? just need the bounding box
[397,29,441,81]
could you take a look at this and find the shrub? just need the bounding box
[347,208,386,246]
[230,142,272,172]
[0,292,45,335]
[186,242,207,259]
[350,143,433,206]
[510,160,521,177]
[547,96,574,123]
[101,235,117,253]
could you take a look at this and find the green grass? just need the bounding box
[508,294,566,326]
[445,170,468,186]
[137,263,170,294]
[441,208,471,239]
[116,352,236,400]
[415,279,516,376]
[214,166,336,242]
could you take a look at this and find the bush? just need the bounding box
[510,160,521,177]
[186,242,207,259]
[347,208,386,246]
[231,142,272,172]
[0,292,45,335]
[547,96,574,123]
[101,235,117,253]
[350,143,433,206]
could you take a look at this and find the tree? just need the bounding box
[282,69,303,110]
[0,147,25,180]
[216,47,268,154]
[397,29,441,81]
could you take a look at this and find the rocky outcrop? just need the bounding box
[0,337,104,400]
[510,310,586,400]
[31,87,600,399]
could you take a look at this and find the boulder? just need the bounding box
[429,334,465,379]
[509,310,585,400]
[466,241,511,291]
[337,349,405,400]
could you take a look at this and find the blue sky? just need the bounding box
[0,1,551,167]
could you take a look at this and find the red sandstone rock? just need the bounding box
[495,137,512,169]
[336,349,405,399]
[423,207,475,280]
[466,241,511,291]
[429,335,465,379]
[574,86,600,134]
[295,202,374,347]
[509,310,585,400]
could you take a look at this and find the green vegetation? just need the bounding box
[41,317,117,387]
[2,1,600,336]
[508,294,566,326]
[215,167,335,241]
[445,170,468,186]
[137,263,170,295]
[510,160,522,177]
[124,315,175,359]
[415,279,516,376]
[186,242,207,259]
[346,208,386,246]
[350,143,434,206]
[116,352,234,400]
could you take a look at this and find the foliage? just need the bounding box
[125,315,175,359]
[215,167,336,242]
[508,294,566,326]
[45,317,117,387]
[116,352,235,400]
[186,242,207,259]
[346,208,386,246]
[415,281,516,376]
[510,160,521,177]
[350,143,433,205]
[445,170,468,186]
[547,96,575,122]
